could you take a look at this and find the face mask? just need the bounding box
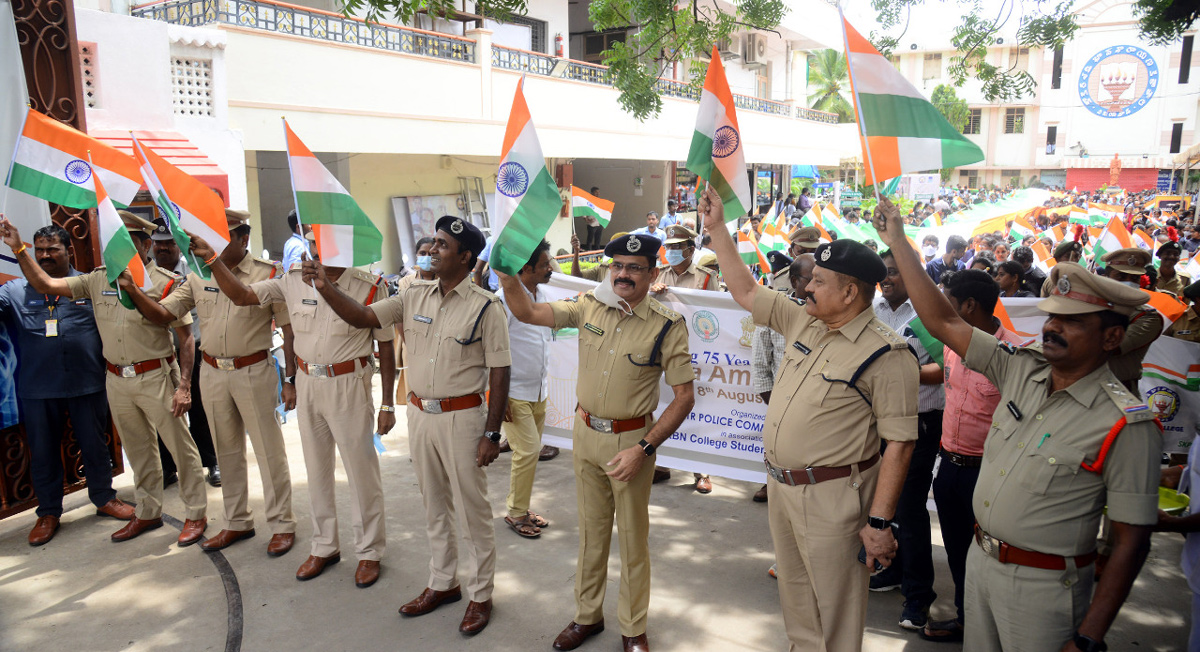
[1120,280,1140,289]
[594,272,633,316]
[416,255,432,271]
[922,245,937,258]
[665,249,685,266]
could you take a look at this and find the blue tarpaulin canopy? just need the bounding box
[791,165,819,179]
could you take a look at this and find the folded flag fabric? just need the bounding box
[570,186,613,227]
[284,119,382,268]
[94,159,151,309]
[908,318,944,367]
[490,78,562,276]
[7,108,141,209]
[686,46,752,222]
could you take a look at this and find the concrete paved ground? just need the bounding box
[0,388,1192,651]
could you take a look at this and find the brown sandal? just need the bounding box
[505,516,541,538]
[526,511,549,528]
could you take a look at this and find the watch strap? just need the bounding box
[637,438,655,456]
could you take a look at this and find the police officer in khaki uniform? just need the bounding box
[0,213,209,546]
[502,233,694,652]
[124,210,298,556]
[699,187,918,652]
[875,198,1162,652]
[1154,239,1190,296]
[788,226,822,259]
[303,216,509,635]
[188,229,394,588]
[1097,248,1163,390]
[1167,280,1200,343]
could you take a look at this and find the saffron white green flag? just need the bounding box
[489,78,562,276]
[93,158,152,309]
[686,46,752,222]
[571,185,613,227]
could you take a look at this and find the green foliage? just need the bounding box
[807,49,855,122]
[1132,0,1200,45]
[931,84,969,182]
[342,0,528,26]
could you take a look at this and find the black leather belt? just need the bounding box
[940,448,983,468]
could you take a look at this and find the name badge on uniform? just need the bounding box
[101,290,119,296]
[26,299,43,306]
[73,299,88,306]
[1179,330,1193,335]
[45,320,58,337]
[792,341,811,355]
[302,299,319,306]
[203,286,219,293]
[583,323,604,336]
[414,314,433,324]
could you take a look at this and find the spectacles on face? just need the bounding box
[610,262,650,275]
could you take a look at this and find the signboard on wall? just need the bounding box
[1078,45,1159,119]
[1158,170,1177,193]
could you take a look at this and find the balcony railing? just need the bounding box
[132,0,841,124]
[131,0,476,63]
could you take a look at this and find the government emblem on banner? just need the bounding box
[692,310,719,342]
[1146,386,1181,422]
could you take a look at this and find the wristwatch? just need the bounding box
[867,516,895,531]
[483,430,502,443]
[1073,633,1107,652]
[283,375,296,385]
[378,405,395,413]
[637,438,655,456]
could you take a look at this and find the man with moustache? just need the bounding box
[0,222,134,545]
[500,233,694,652]
[874,197,1162,652]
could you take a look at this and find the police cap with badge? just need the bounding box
[663,225,698,246]
[435,215,486,259]
[1041,263,1148,316]
[1099,247,1151,275]
[226,209,251,234]
[812,239,887,284]
[149,217,175,242]
[118,211,156,238]
[604,233,661,265]
[790,227,821,248]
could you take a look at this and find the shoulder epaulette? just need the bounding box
[468,282,500,302]
[1100,375,1156,424]
[867,319,910,350]
[647,297,682,323]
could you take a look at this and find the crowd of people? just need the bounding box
[1,181,1199,652]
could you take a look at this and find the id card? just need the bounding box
[45,319,58,337]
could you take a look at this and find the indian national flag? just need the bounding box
[132,136,229,279]
[94,160,151,309]
[759,221,787,252]
[1033,241,1056,275]
[284,120,382,267]
[922,211,942,227]
[1142,289,1187,329]
[490,78,562,276]
[686,46,752,222]
[1093,216,1134,261]
[840,14,983,185]
[6,108,141,209]
[737,228,770,270]
[1132,228,1155,252]
[571,186,613,227]
[1009,216,1036,241]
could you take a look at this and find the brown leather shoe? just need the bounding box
[296,552,341,581]
[553,620,605,651]
[652,467,671,484]
[539,445,560,461]
[112,517,164,542]
[399,586,462,617]
[95,498,135,520]
[28,516,59,546]
[458,599,492,635]
[622,633,649,652]
[267,533,295,557]
[199,528,255,552]
[177,518,207,547]
[695,476,713,494]
[355,560,381,588]
[753,484,768,503]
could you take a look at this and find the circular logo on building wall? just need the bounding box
[1078,45,1158,119]
[1145,385,1180,423]
[692,310,720,342]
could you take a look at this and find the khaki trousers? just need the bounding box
[768,462,878,652]
[504,398,547,520]
[295,362,385,561]
[107,363,206,521]
[572,417,655,637]
[408,402,496,602]
[200,358,295,533]
[964,544,1092,651]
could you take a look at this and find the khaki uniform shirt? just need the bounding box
[1156,271,1191,296]
[657,263,717,291]
[964,328,1160,556]
[1110,305,1163,384]
[550,292,692,420]
[160,256,290,358]
[752,289,919,469]
[372,279,510,399]
[1167,306,1200,343]
[66,263,192,366]
[250,268,393,365]
[576,262,610,282]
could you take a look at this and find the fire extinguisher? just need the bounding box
[555,33,564,58]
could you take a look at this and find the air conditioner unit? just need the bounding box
[716,36,738,59]
[744,33,768,68]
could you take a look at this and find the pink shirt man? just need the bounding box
[940,325,1024,456]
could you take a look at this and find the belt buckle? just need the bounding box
[120,365,136,378]
[216,357,236,371]
[592,417,613,433]
[980,532,997,558]
[804,466,817,484]
[309,363,329,378]
[421,399,443,415]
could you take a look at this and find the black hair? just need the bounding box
[287,210,299,232]
[997,260,1025,284]
[33,225,71,248]
[522,239,551,273]
[1011,245,1034,264]
[415,236,435,250]
[1098,309,1130,330]
[947,235,968,253]
[943,268,1000,315]
[590,187,599,195]
[971,258,994,274]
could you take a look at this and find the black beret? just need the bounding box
[766,250,792,274]
[604,233,660,263]
[813,239,887,284]
[435,216,486,258]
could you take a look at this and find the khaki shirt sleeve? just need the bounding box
[550,297,582,330]
[159,275,196,319]
[250,277,286,306]
[866,349,919,442]
[160,280,192,329]
[581,266,604,282]
[1103,420,1163,525]
[1119,308,1162,355]
[751,285,802,335]
[480,300,512,369]
[65,270,100,299]
[660,317,693,386]
[270,264,290,327]
[369,295,405,331]
[369,282,394,342]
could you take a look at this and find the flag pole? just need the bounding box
[1,107,29,220]
[838,6,884,210]
[282,117,317,295]
[87,149,120,304]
